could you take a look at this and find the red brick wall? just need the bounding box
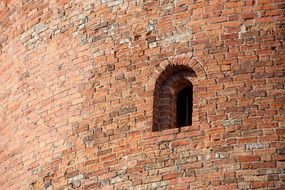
[0,0,284,189]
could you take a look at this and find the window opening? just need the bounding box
[176,86,193,127]
[153,65,196,131]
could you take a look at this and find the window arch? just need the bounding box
[153,65,197,131]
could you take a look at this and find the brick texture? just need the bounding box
[0,0,284,189]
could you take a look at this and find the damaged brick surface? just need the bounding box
[0,0,284,189]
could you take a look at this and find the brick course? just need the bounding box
[0,0,284,189]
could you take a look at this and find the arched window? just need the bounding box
[153,65,197,131]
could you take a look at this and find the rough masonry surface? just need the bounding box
[0,0,284,189]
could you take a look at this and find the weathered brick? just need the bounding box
[0,1,283,190]
[237,155,260,163]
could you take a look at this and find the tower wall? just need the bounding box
[0,0,284,189]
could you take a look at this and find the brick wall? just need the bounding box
[0,0,284,189]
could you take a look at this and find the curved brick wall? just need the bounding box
[0,0,284,189]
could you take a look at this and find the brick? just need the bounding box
[162,172,181,180]
[251,181,275,188]
[84,183,101,190]
[237,155,260,162]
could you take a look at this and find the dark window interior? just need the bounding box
[176,86,193,127]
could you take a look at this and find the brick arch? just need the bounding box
[153,69,195,131]
[148,55,205,131]
[148,55,206,91]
